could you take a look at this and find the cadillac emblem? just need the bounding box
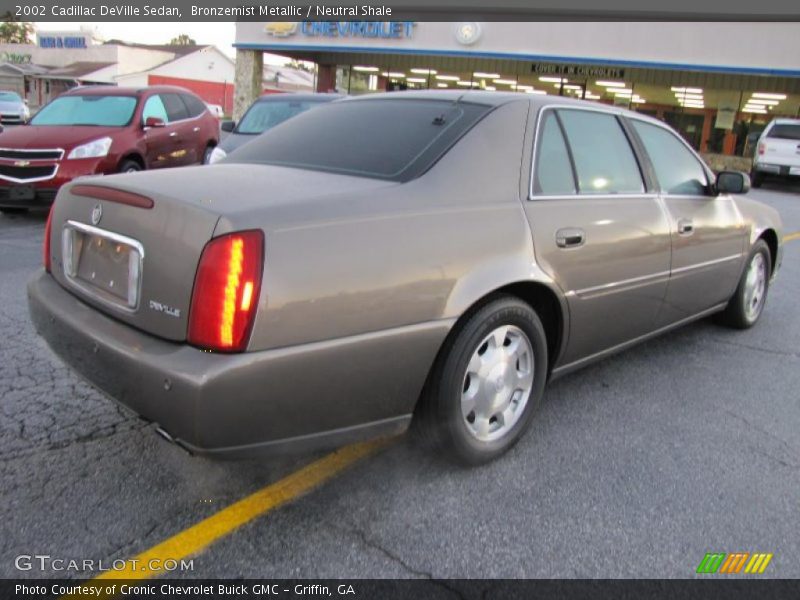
[91,203,102,226]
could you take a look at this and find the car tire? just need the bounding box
[751,171,764,188]
[415,295,548,465]
[203,145,215,165]
[717,240,771,329]
[0,207,27,215]
[118,160,142,174]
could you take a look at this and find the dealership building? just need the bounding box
[233,21,800,157]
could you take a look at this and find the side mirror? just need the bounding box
[716,170,750,195]
[144,116,165,129]
[220,120,236,133]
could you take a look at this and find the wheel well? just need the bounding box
[759,229,778,275]
[119,153,144,170]
[206,140,216,148]
[444,282,564,375]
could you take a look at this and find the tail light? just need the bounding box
[758,143,765,155]
[188,230,264,353]
[43,205,54,272]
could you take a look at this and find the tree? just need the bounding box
[0,17,34,44]
[169,34,196,46]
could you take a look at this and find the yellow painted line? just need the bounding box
[61,438,391,599]
[784,231,800,243]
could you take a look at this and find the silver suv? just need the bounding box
[751,118,800,187]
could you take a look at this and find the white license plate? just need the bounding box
[62,221,143,310]
[790,167,800,176]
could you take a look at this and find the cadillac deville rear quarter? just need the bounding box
[28,92,783,464]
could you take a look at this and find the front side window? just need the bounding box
[533,111,575,195]
[30,95,137,127]
[142,95,168,123]
[557,109,644,194]
[631,120,708,195]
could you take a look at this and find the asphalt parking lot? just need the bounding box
[1,185,799,581]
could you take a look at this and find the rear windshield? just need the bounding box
[31,95,137,127]
[767,124,800,141]
[227,98,493,181]
[236,100,323,134]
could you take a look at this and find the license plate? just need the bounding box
[62,222,142,309]
[790,167,800,176]
[9,185,34,201]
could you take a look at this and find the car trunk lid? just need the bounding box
[46,165,394,343]
[761,124,800,168]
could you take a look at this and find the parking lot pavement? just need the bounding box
[1,186,799,580]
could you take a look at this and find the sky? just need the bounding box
[34,22,289,64]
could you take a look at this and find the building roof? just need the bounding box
[103,39,209,57]
[46,61,116,78]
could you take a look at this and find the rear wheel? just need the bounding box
[118,159,142,174]
[750,171,764,188]
[718,240,771,329]
[202,144,215,165]
[416,296,548,465]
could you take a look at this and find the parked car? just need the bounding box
[207,93,341,164]
[0,90,30,125]
[751,118,800,187]
[29,92,783,464]
[0,85,219,213]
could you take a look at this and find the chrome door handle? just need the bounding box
[677,219,694,235]
[556,228,586,248]
[193,127,200,132]
[169,131,177,137]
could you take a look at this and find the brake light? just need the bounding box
[43,205,53,272]
[188,230,264,353]
[758,143,765,155]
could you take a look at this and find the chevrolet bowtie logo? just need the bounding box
[13,160,30,167]
[264,22,298,37]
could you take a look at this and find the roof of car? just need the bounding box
[254,93,343,103]
[342,90,664,124]
[62,85,199,97]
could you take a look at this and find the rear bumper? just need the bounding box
[28,271,449,458]
[752,162,800,177]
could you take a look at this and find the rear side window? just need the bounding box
[181,93,208,118]
[228,99,493,181]
[161,93,189,122]
[631,120,708,195]
[767,123,800,140]
[533,111,575,195]
[557,109,644,194]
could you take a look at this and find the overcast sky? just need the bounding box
[34,22,290,64]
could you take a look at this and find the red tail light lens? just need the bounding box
[758,143,765,155]
[188,230,264,353]
[43,205,54,272]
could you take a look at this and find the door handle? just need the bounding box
[677,218,694,235]
[193,126,200,132]
[556,228,586,248]
[169,131,178,137]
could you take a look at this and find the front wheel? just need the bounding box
[416,296,548,465]
[717,240,771,329]
[202,145,215,165]
[118,160,142,174]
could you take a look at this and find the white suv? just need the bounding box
[751,118,800,187]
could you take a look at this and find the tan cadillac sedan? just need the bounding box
[28,92,783,464]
